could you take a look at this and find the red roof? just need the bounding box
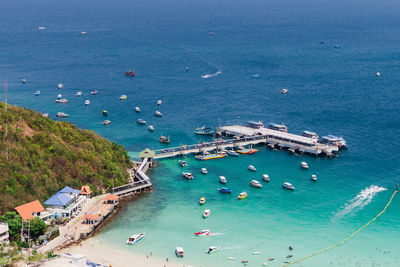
[83,214,99,221]
[105,195,119,201]
[80,185,92,195]
[15,200,45,221]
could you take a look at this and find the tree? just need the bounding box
[30,217,46,239]
[0,212,22,241]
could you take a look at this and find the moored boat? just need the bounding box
[56,112,69,117]
[311,174,317,182]
[281,88,288,94]
[248,165,256,171]
[182,172,194,180]
[195,153,225,160]
[159,135,170,143]
[194,229,210,236]
[201,168,208,174]
[157,100,162,105]
[137,119,146,125]
[34,90,40,96]
[321,135,347,149]
[85,100,90,106]
[126,233,145,245]
[154,110,163,117]
[262,174,270,182]
[148,125,154,131]
[268,122,288,132]
[300,162,309,169]
[57,83,63,89]
[250,180,262,188]
[91,90,98,95]
[194,126,215,135]
[282,182,295,190]
[120,94,127,100]
[57,94,62,99]
[207,246,221,254]
[55,99,68,103]
[179,160,187,167]
[203,209,211,218]
[218,187,232,194]
[199,197,206,205]
[135,106,140,113]
[237,148,258,154]
[175,247,184,257]
[76,91,82,96]
[238,192,248,200]
[226,150,240,157]
[125,70,136,77]
[219,176,227,184]
[103,120,111,125]
[302,130,319,141]
[103,110,108,116]
[22,79,27,84]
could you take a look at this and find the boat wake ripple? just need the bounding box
[201,71,221,79]
[210,232,225,236]
[332,185,387,222]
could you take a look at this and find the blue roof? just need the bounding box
[44,186,80,207]
[60,186,81,195]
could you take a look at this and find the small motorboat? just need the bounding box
[248,165,256,171]
[126,233,145,245]
[154,110,163,117]
[57,94,62,99]
[209,31,216,35]
[57,83,63,89]
[182,172,194,180]
[286,255,293,258]
[103,110,108,116]
[157,100,162,105]
[55,99,68,103]
[199,197,206,205]
[135,106,140,113]
[42,113,49,118]
[120,95,127,100]
[148,125,154,131]
[179,160,187,167]
[80,31,87,34]
[218,187,232,194]
[376,72,381,77]
[226,150,240,157]
[238,192,248,200]
[85,100,90,106]
[250,180,262,188]
[56,112,69,117]
[91,90,98,95]
[242,260,248,265]
[103,120,111,125]
[281,88,288,94]
[21,79,27,84]
[125,70,136,77]
[137,119,146,125]
[194,229,210,236]
[185,66,190,71]
[219,176,227,184]
[175,247,184,257]
[282,182,295,191]
[262,174,270,182]
[76,91,82,96]
[34,90,40,96]
[203,209,211,218]
[251,73,260,78]
[159,135,170,143]
[194,126,215,135]
[38,26,46,30]
[201,168,208,174]
[301,162,309,169]
[311,174,317,182]
[207,246,221,254]
[268,257,275,261]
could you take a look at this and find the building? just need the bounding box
[43,186,86,218]
[104,194,119,205]
[80,186,92,198]
[15,200,49,221]
[0,222,9,243]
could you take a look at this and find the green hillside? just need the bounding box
[0,103,133,213]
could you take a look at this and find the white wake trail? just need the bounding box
[201,71,222,79]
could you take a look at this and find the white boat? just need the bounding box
[301,162,309,169]
[135,106,141,113]
[57,83,63,89]
[219,176,227,184]
[85,100,90,106]
[148,125,154,131]
[262,174,270,182]
[21,79,27,83]
[311,174,317,182]
[376,72,381,77]
[34,90,40,96]
[57,94,62,99]
[157,100,162,105]
[76,91,82,96]
[207,246,221,254]
[250,180,262,188]
[182,172,194,180]
[91,90,98,95]
[282,182,295,190]
[56,112,69,117]
[248,165,256,171]
[38,26,46,30]
[154,110,163,117]
[175,247,184,257]
[42,113,49,118]
[281,88,288,94]
[201,168,208,174]
[103,120,111,125]
[203,209,211,218]
[55,99,68,103]
[81,31,87,35]
[126,233,145,245]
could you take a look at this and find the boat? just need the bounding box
[250,180,262,188]
[238,192,248,200]
[226,150,240,157]
[125,70,136,77]
[57,83,63,89]
[302,130,319,141]
[38,26,46,30]
[247,120,264,129]
[219,176,227,184]
[55,99,68,103]
[300,162,309,169]
[194,126,215,135]
[209,31,216,35]
[182,172,194,180]
[185,66,190,71]
[157,100,162,105]
[311,174,317,182]
[203,209,211,218]
[76,91,82,96]
[376,72,381,77]
[175,247,184,257]
[281,88,288,94]
[248,165,256,171]
[179,160,187,167]
[286,255,293,258]
[34,90,40,96]
[268,122,288,132]
[120,95,127,100]
[137,119,146,125]
[126,233,145,245]
[268,257,275,261]
[103,120,111,125]
[85,100,90,106]
[80,31,87,34]
[282,182,295,190]
[148,125,154,131]
[42,113,49,118]
[236,148,258,154]
[135,106,140,113]
[56,112,69,117]
[199,197,206,205]
[103,110,108,116]
[207,246,221,254]
[21,79,27,84]
[57,94,62,99]
[218,187,232,194]
[262,174,270,182]
[321,135,347,149]
[154,110,163,117]
[159,135,170,143]
[251,74,260,78]
[201,168,208,174]
[227,257,236,260]
[194,229,210,236]
[195,153,225,161]
[91,90,98,95]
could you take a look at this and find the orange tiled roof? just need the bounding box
[15,200,45,221]
[80,185,92,195]
[84,214,99,221]
[105,195,119,201]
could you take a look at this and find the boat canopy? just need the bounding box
[322,135,340,141]
[247,121,264,129]
[303,130,318,136]
[268,123,288,132]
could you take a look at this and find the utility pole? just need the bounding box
[4,80,8,161]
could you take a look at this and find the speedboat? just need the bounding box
[76,91,82,96]
[238,192,248,200]
[120,95,127,100]
[219,176,227,184]
[185,66,190,71]
[91,90,98,95]
[55,99,68,103]
[376,72,381,77]
[22,79,27,84]
[126,233,145,245]
[203,209,211,218]
[199,197,206,205]
[218,187,232,194]
[154,110,163,117]
[179,160,187,167]
[282,182,295,190]
[248,165,256,171]
[262,174,270,182]
[251,73,260,78]
[281,88,288,94]
[250,180,262,188]
[175,247,184,257]
[226,150,240,157]
[207,246,221,254]
[57,83,63,89]
[268,257,275,261]
[300,162,309,169]
[157,100,162,105]
[159,135,170,143]
[148,125,154,131]
[201,168,208,174]
[311,174,317,182]
[38,26,46,30]
[194,229,210,236]
[103,120,111,125]
[137,119,146,125]
[125,70,136,77]
[57,94,62,99]
[135,106,140,113]
[80,31,87,34]
[182,172,194,180]
[103,110,108,116]
[34,90,40,96]
[85,100,90,106]
[56,112,69,117]
[194,126,215,135]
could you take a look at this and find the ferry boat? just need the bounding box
[238,192,248,200]
[157,100,162,105]
[195,229,210,236]
[300,162,309,169]
[268,123,288,132]
[175,247,184,257]
[194,126,215,135]
[57,83,63,89]
[218,187,232,194]
[302,131,319,141]
[201,168,208,174]
[159,135,170,143]
[154,110,163,117]
[248,120,264,129]
[219,176,227,184]
[262,174,270,182]
[76,91,82,96]
[103,110,108,116]
[311,174,317,182]
[126,233,145,245]
[91,90,98,95]
[321,135,347,149]
[282,182,295,190]
[281,88,288,94]
[207,246,221,254]
[34,90,40,96]
[199,197,206,205]
[125,70,136,77]
[103,120,111,125]
[120,95,127,100]
[250,180,262,188]
[56,112,69,117]
[237,148,258,154]
[85,100,90,106]
[195,153,226,161]
[248,165,256,171]
[148,125,154,131]
[137,119,146,125]
[179,160,187,167]
[57,94,62,99]
[55,99,68,103]
[182,172,194,180]
[203,209,211,218]
[135,106,140,113]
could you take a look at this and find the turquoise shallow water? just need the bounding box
[1,0,400,266]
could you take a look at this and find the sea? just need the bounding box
[1,0,400,266]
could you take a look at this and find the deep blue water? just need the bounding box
[1,0,400,266]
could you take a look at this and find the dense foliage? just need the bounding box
[0,103,133,213]
[0,212,21,241]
